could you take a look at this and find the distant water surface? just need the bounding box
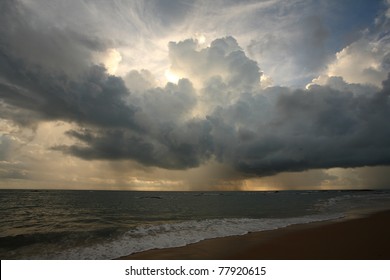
[1,189,389,259]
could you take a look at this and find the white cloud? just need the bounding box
[326,38,388,87]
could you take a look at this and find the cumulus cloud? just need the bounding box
[169,36,261,91]
[325,38,389,87]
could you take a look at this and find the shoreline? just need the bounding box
[117,209,390,260]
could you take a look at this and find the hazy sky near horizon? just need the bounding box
[1,0,390,190]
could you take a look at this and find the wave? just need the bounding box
[32,213,343,260]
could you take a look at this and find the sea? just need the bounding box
[1,189,390,259]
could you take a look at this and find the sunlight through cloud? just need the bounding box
[164,68,181,84]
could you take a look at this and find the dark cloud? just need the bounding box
[134,79,197,123]
[0,1,389,180]
[55,117,213,170]
[56,71,390,175]
[0,8,212,170]
[0,0,108,76]
[208,75,390,176]
[0,51,139,130]
[0,0,138,129]
[51,75,211,170]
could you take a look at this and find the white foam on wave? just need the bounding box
[35,213,343,259]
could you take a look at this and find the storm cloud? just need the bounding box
[211,78,390,176]
[0,0,390,189]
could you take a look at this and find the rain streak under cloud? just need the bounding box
[0,0,390,190]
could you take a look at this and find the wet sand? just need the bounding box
[118,210,390,260]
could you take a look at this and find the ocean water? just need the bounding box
[1,189,390,259]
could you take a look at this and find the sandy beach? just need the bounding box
[118,209,390,260]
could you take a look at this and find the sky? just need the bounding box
[0,0,390,191]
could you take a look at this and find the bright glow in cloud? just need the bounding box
[103,49,122,75]
[164,69,181,84]
[195,33,206,45]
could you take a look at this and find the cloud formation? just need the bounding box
[2,33,390,176]
[0,0,389,189]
